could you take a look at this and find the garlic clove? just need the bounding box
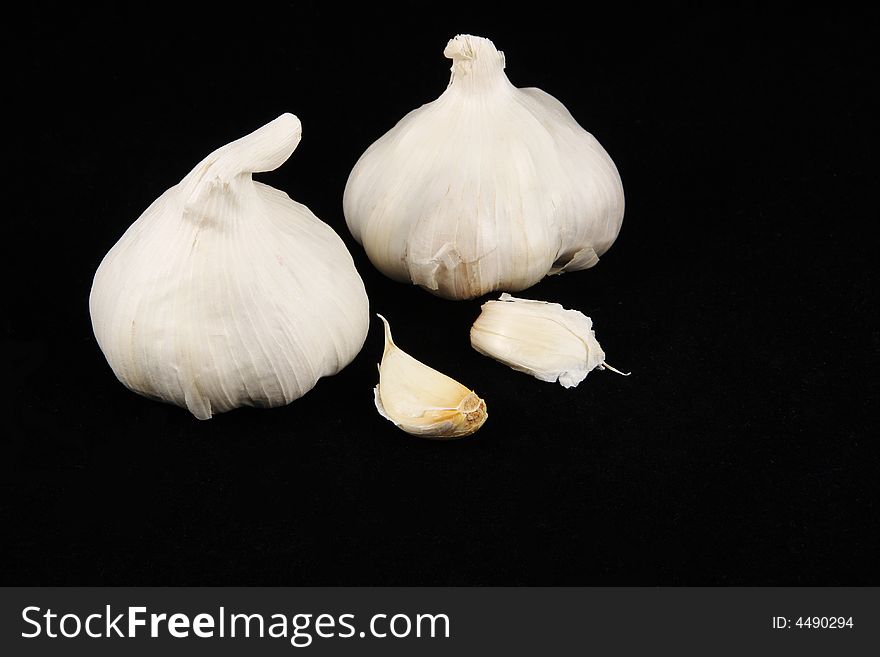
[90,114,369,419]
[470,294,628,388]
[344,34,624,300]
[374,315,487,439]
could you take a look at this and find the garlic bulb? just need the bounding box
[374,315,487,438]
[90,113,369,420]
[344,34,624,300]
[470,294,628,388]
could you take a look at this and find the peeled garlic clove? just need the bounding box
[90,113,369,419]
[344,34,624,300]
[374,315,487,439]
[470,294,627,388]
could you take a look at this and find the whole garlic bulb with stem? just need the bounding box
[90,113,369,420]
[344,34,624,300]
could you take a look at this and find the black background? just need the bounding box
[4,5,876,584]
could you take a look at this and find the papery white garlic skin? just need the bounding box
[344,34,624,300]
[374,315,487,438]
[470,294,607,388]
[90,113,369,420]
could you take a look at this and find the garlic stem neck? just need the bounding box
[181,113,302,207]
[444,34,511,93]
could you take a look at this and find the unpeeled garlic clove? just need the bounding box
[374,315,487,439]
[470,294,628,388]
